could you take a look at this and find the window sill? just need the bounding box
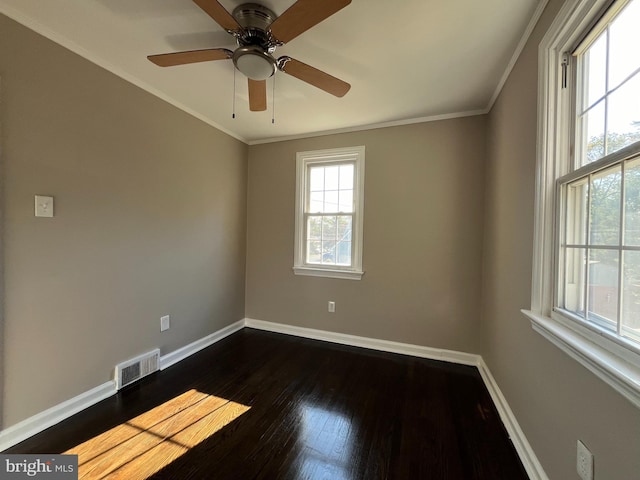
[293,266,364,280]
[522,309,640,409]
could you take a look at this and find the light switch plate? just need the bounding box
[35,195,54,217]
[160,315,170,332]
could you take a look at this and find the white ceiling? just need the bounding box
[0,0,544,144]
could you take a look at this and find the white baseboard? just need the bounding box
[160,319,245,371]
[244,318,481,366]
[476,358,549,480]
[0,319,245,452]
[0,381,116,452]
[244,317,549,480]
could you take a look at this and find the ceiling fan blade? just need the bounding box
[248,79,267,111]
[193,0,242,32]
[278,57,350,97]
[269,0,351,44]
[148,48,232,67]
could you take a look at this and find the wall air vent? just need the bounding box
[114,349,160,390]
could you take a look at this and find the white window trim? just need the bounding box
[293,146,365,280]
[524,0,640,409]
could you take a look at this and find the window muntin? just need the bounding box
[294,147,364,280]
[558,0,640,347]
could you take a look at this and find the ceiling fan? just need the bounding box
[148,0,352,112]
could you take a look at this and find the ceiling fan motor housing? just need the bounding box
[232,3,278,51]
[231,3,279,80]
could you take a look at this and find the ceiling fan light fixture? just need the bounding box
[233,46,276,80]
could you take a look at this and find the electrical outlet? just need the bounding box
[328,301,336,313]
[577,440,593,480]
[160,315,170,332]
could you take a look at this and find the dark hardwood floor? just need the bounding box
[5,328,528,479]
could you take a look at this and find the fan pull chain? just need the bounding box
[232,67,236,119]
[271,74,276,124]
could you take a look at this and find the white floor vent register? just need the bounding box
[114,349,160,390]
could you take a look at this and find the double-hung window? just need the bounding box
[293,146,365,280]
[561,0,640,343]
[528,0,640,408]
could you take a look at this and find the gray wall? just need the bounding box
[0,14,247,427]
[246,119,487,354]
[482,0,640,478]
[3,2,640,478]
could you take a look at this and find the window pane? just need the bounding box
[583,32,607,109]
[321,240,336,264]
[624,157,640,245]
[339,164,354,190]
[306,241,322,264]
[309,166,324,192]
[590,165,621,245]
[324,190,339,212]
[606,72,640,156]
[336,241,352,266]
[322,216,337,264]
[566,179,589,245]
[309,192,324,213]
[622,251,640,342]
[338,189,353,212]
[587,249,619,329]
[581,100,606,164]
[564,247,587,315]
[307,216,321,240]
[608,0,640,89]
[337,215,352,241]
[322,216,336,240]
[325,166,340,190]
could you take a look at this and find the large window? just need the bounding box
[293,146,365,280]
[528,0,640,409]
[559,0,640,346]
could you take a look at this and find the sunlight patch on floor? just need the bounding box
[63,389,250,479]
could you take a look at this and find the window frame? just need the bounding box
[293,146,365,280]
[525,0,640,409]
